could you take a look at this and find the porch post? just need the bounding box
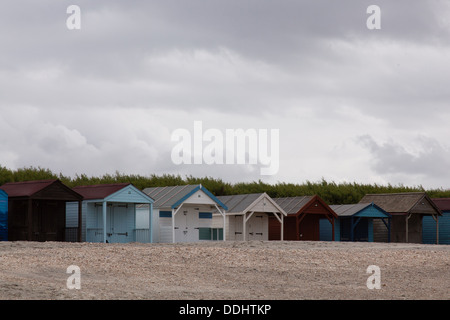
[281,214,284,241]
[171,204,183,243]
[172,208,175,243]
[332,217,335,241]
[27,198,33,241]
[223,212,226,241]
[432,214,439,245]
[78,200,82,242]
[102,201,107,243]
[149,203,153,243]
[405,213,411,243]
[388,218,391,243]
[243,211,255,241]
[243,214,246,241]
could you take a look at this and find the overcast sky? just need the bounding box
[1,0,450,189]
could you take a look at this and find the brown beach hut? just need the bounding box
[270,195,338,241]
[359,192,441,243]
[0,180,83,241]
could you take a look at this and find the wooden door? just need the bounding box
[248,214,264,240]
[110,205,129,243]
[299,215,320,241]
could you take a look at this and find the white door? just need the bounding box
[174,208,200,242]
[248,214,264,240]
[174,210,187,242]
[186,210,199,242]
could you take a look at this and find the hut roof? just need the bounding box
[432,198,450,212]
[143,184,227,210]
[0,179,57,197]
[73,183,131,200]
[359,192,441,215]
[0,179,82,201]
[217,193,263,213]
[273,195,338,218]
[329,203,390,217]
[217,193,286,215]
[330,203,372,216]
[273,196,314,214]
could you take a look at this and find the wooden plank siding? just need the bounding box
[271,196,337,241]
[0,190,7,241]
[68,184,153,243]
[0,180,83,242]
[423,211,450,244]
[359,193,441,243]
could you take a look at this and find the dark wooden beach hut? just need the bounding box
[270,195,338,241]
[0,180,83,242]
[359,192,441,243]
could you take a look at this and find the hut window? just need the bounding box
[159,211,172,218]
[199,212,212,219]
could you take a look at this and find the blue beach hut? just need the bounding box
[321,203,391,242]
[66,183,154,243]
[0,189,7,241]
[423,199,450,244]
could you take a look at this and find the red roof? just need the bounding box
[72,183,131,200]
[432,198,450,211]
[0,179,58,197]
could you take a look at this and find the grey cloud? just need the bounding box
[1,1,449,188]
[358,134,450,182]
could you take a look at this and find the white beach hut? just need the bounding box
[138,184,228,243]
[215,193,287,241]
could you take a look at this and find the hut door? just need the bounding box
[233,215,243,241]
[174,208,199,242]
[174,210,189,242]
[248,215,264,240]
[36,201,64,242]
[110,205,128,243]
[299,215,320,241]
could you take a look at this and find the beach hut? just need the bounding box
[66,183,154,243]
[323,203,391,242]
[271,196,338,241]
[0,180,83,241]
[359,192,441,243]
[215,193,287,241]
[423,199,450,244]
[140,185,227,243]
[0,189,8,241]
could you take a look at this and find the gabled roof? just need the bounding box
[218,193,263,213]
[273,196,314,214]
[217,193,287,215]
[273,195,338,218]
[329,203,390,218]
[73,183,154,204]
[73,183,131,200]
[143,185,227,210]
[359,192,441,215]
[432,198,450,212]
[0,180,57,197]
[0,179,82,201]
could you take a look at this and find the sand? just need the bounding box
[0,241,449,300]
